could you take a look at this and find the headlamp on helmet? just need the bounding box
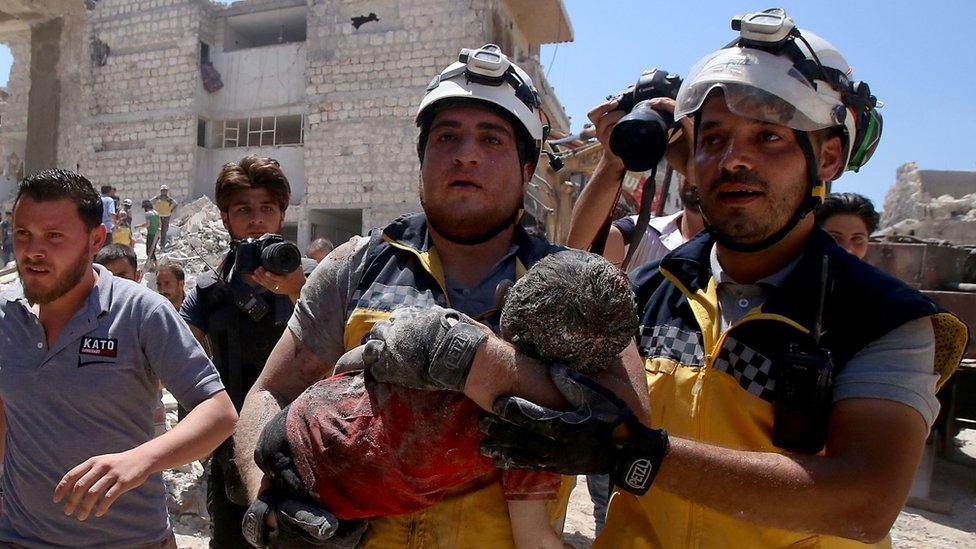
[675,8,885,253]
[731,8,796,48]
[459,45,508,80]
[417,44,548,167]
[676,7,883,178]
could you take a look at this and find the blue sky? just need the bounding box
[1,1,972,207]
[541,0,976,207]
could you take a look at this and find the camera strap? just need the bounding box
[621,166,667,272]
[589,185,623,256]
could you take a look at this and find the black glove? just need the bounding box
[362,305,488,391]
[242,490,367,549]
[479,363,668,495]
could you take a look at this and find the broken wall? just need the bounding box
[83,0,209,204]
[301,0,489,230]
[0,33,29,201]
[879,161,976,245]
[301,0,573,231]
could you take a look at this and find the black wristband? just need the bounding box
[612,420,669,496]
[429,321,488,390]
[242,491,275,548]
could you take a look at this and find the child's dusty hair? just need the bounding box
[499,250,637,374]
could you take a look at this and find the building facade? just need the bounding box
[0,0,572,250]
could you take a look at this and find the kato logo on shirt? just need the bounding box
[79,337,118,358]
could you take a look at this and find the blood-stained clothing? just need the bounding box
[595,229,967,549]
[286,371,560,520]
[288,212,572,547]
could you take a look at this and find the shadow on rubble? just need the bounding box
[564,531,594,549]
[902,430,976,534]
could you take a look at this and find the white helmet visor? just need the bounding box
[675,47,843,131]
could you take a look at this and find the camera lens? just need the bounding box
[609,100,673,172]
[260,241,302,275]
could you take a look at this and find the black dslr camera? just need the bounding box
[608,68,683,172]
[232,233,302,276]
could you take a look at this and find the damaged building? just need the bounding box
[0,0,573,250]
[879,161,976,245]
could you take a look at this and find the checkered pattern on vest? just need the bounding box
[712,335,776,401]
[639,324,704,366]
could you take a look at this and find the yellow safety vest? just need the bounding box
[597,230,967,549]
[345,214,573,548]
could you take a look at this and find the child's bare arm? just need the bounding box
[464,335,649,422]
[507,500,568,549]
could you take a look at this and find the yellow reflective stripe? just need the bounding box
[515,257,526,279]
[658,266,813,368]
[707,312,811,368]
[343,308,392,351]
[660,267,720,350]
[736,311,811,335]
[381,234,452,308]
[644,356,683,375]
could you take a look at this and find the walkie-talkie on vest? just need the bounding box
[773,255,834,454]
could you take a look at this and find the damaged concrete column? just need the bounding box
[24,17,62,173]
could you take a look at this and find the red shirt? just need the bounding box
[286,372,560,520]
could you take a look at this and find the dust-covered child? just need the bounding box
[256,250,637,547]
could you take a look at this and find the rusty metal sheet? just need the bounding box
[865,242,970,290]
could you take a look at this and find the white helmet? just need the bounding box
[675,9,881,180]
[417,44,547,162]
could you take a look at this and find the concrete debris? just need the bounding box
[879,162,976,245]
[157,196,229,291]
[159,389,210,536]
[163,461,210,536]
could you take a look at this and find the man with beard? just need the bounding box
[567,97,703,274]
[0,169,237,547]
[478,10,968,548]
[233,45,649,547]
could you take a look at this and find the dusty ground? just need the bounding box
[174,430,976,548]
[889,428,976,548]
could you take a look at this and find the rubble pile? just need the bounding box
[159,392,210,536]
[879,162,976,245]
[163,460,210,536]
[157,196,229,289]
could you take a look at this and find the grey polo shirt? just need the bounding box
[0,265,224,548]
[709,245,941,428]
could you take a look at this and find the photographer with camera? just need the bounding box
[180,155,315,548]
[567,69,703,273]
[567,68,705,534]
[481,9,967,547]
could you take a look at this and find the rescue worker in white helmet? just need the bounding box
[234,44,648,547]
[478,8,967,548]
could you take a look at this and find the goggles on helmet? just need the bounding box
[676,8,881,176]
[675,47,846,132]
